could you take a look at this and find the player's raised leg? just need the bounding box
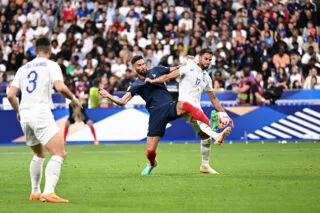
[177,101,209,125]
[40,132,69,203]
[87,120,99,145]
[141,136,160,175]
[29,143,45,200]
[177,101,220,138]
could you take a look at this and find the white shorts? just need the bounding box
[20,119,60,146]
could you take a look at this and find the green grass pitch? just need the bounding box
[0,142,319,213]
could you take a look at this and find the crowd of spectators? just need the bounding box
[0,0,319,106]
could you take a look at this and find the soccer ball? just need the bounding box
[218,112,230,128]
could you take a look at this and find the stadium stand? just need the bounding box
[0,0,319,108]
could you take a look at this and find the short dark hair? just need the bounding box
[199,48,213,56]
[131,55,143,65]
[36,37,51,53]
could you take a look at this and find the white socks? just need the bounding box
[201,138,211,165]
[198,121,219,140]
[43,155,64,195]
[30,155,45,194]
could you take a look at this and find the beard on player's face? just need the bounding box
[134,59,147,76]
[199,55,212,70]
[136,65,147,76]
[199,60,210,69]
[137,68,147,76]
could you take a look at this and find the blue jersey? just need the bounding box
[128,66,174,112]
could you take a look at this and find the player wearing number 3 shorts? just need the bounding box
[7,37,81,203]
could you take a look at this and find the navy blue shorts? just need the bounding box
[68,116,89,124]
[148,101,180,137]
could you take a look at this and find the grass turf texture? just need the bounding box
[0,142,319,213]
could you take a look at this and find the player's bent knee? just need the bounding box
[31,144,45,158]
[176,101,186,115]
[53,150,67,159]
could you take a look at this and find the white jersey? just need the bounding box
[11,57,63,122]
[178,59,213,108]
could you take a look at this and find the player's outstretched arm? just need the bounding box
[99,87,132,106]
[7,86,20,121]
[146,69,181,84]
[54,80,81,108]
[207,91,234,128]
[169,63,186,72]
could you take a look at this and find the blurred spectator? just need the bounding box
[226,75,238,91]
[302,46,320,66]
[272,45,290,69]
[27,7,40,29]
[292,80,303,89]
[251,73,270,105]
[289,66,304,89]
[0,0,319,104]
[0,73,8,93]
[89,78,100,108]
[303,36,319,53]
[235,68,252,105]
[260,61,271,89]
[275,67,289,89]
[63,1,76,22]
[303,67,320,89]
[111,58,127,78]
[213,79,224,91]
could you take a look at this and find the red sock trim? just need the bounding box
[63,127,69,143]
[90,126,97,141]
[146,149,157,166]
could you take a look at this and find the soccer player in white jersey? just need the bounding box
[7,37,81,202]
[146,48,233,174]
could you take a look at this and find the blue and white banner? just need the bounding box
[1,105,320,144]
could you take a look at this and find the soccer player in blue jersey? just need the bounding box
[99,55,230,175]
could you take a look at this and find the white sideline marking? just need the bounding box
[263,126,292,139]
[0,149,200,155]
[1,148,320,156]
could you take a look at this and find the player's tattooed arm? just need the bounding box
[207,91,234,128]
[145,69,181,84]
[99,87,132,106]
